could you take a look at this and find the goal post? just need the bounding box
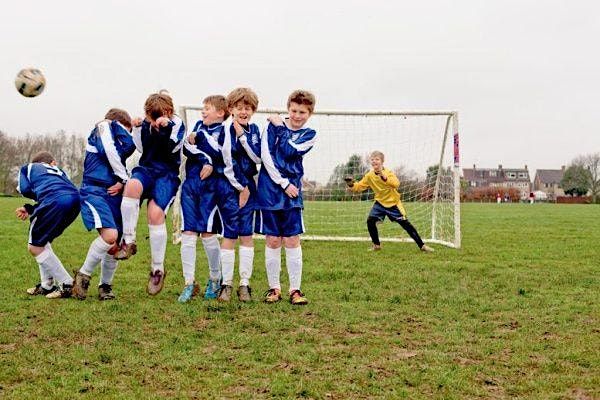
[176,106,461,248]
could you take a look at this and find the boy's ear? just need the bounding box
[50,160,57,167]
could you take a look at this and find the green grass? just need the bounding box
[0,197,598,399]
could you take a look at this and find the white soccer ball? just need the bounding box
[15,68,46,98]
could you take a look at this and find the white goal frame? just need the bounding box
[176,107,461,249]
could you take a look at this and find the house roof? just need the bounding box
[535,169,564,184]
[463,167,530,183]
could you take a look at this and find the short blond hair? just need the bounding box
[204,95,230,120]
[227,87,259,111]
[287,90,316,113]
[370,151,385,162]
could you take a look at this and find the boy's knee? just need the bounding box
[265,235,282,248]
[100,229,118,245]
[283,236,300,248]
[28,244,44,256]
[147,205,165,224]
[367,216,379,226]
[124,179,143,198]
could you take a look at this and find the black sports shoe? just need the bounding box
[98,283,116,301]
[27,283,58,296]
[46,283,73,299]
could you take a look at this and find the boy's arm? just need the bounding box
[16,164,36,200]
[260,123,290,190]
[278,128,317,159]
[97,121,129,183]
[379,169,400,189]
[162,115,186,154]
[348,174,371,193]
[222,125,247,192]
[111,120,137,159]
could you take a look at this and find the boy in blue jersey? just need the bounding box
[217,87,261,302]
[15,151,81,299]
[257,90,317,305]
[179,95,248,302]
[116,93,186,296]
[72,108,136,301]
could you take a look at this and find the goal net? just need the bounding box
[176,107,461,248]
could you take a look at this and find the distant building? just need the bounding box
[462,164,531,197]
[533,167,565,201]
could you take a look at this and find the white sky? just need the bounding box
[1,0,599,178]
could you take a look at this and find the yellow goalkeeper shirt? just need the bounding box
[349,168,407,215]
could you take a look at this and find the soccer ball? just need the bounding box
[14,68,46,98]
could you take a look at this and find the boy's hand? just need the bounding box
[15,207,29,220]
[199,164,213,180]
[267,114,284,126]
[107,182,124,196]
[285,184,299,198]
[156,117,170,127]
[233,120,245,138]
[132,117,143,127]
[239,187,250,208]
[344,175,355,187]
[187,132,197,145]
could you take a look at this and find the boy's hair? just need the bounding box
[203,95,230,120]
[31,151,55,164]
[104,108,132,130]
[226,88,259,111]
[287,90,316,113]
[370,150,385,162]
[144,93,174,121]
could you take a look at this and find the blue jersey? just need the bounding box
[82,120,136,187]
[233,122,261,182]
[132,115,185,175]
[184,120,246,191]
[17,162,79,203]
[257,121,317,210]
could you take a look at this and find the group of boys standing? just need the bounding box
[16,88,317,305]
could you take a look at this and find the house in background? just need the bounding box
[533,167,565,201]
[462,164,532,197]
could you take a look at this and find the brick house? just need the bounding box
[462,164,532,197]
[533,167,565,201]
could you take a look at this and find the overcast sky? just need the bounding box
[1,0,599,178]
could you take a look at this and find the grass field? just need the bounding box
[0,197,598,399]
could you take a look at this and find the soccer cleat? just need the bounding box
[420,245,434,253]
[263,288,282,303]
[46,283,73,299]
[114,241,137,260]
[217,285,233,302]
[178,282,200,303]
[204,279,220,300]
[72,270,91,300]
[98,283,116,301]
[147,269,166,296]
[289,289,308,305]
[369,244,382,252]
[27,283,58,296]
[237,285,252,302]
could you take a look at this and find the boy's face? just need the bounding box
[230,102,255,126]
[370,156,383,173]
[287,102,311,130]
[202,103,225,125]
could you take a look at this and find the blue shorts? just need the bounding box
[369,201,406,222]
[29,194,80,246]
[238,203,257,237]
[131,166,180,212]
[181,175,240,239]
[255,208,304,237]
[80,185,122,234]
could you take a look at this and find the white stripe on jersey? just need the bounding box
[97,121,129,182]
[183,141,212,165]
[260,124,290,190]
[170,115,185,153]
[239,135,261,164]
[222,121,244,191]
[287,135,316,152]
[84,201,103,229]
[132,126,143,152]
[86,144,99,153]
[27,163,34,180]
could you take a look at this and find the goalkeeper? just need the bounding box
[344,151,434,253]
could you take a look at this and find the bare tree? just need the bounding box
[572,153,600,203]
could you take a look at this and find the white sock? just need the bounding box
[265,246,282,290]
[80,236,112,276]
[100,254,118,285]
[238,246,254,287]
[180,234,198,285]
[202,236,221,282]
[285,246,303,292]
[121,197,139,244]
[35,248,73,286]
[221,248,235,286]
[38,263,54,289]
[149,223,167,272]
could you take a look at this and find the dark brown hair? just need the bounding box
[104,108,132,130]
[144,93,174,121]
[287,90,316,113]
[203,95,230,120]
[31,151,55,164]
[226,88,259,111]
